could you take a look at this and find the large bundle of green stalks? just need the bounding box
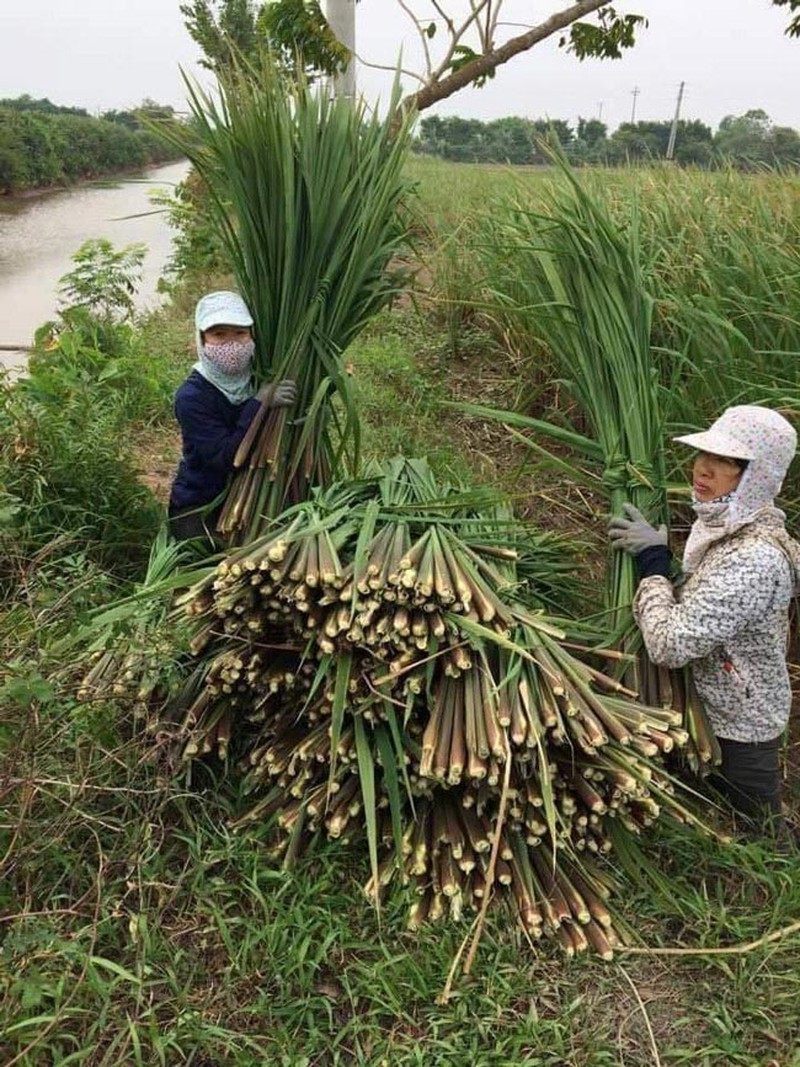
[465,151,719,770]
[83,460,710,959]
[164,55,413,543]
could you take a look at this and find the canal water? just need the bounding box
[0,159,190,371]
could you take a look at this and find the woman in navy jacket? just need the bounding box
[168,291,295,542]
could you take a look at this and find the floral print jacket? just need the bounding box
[634,527,795,743]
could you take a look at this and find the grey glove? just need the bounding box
[257,379,297,408]
[608,503,667,556]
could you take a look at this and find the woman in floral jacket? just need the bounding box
[609,405,799,838]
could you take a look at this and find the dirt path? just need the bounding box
[134,424,181,504]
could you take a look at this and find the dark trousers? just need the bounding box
[168,504,221,545]
[711,735,783,830]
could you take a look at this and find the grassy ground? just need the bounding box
[4,296,800,1066]
[3,161,800,1065]
[4,705,800,1066]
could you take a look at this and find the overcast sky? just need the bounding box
[2,1,798,132]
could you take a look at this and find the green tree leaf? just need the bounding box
[181,0,348,81]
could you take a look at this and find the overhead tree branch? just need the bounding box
[352,49,428,87]
[428,0,492,84]
[401,0,613,113]
[396,0,434,78]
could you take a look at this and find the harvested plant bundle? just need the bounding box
[86,460,711,959]
[165,55,413,542]
[464,151,718,768]
[74,530,210,710]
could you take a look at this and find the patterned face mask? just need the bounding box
[202,339,255,376]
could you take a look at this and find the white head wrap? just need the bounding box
[677,405,799,575]
[192,290,255,405]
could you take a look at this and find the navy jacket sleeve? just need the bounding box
[635,544,673,580]
[175,389,261,475]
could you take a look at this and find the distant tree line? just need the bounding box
[0,95,183,195]
[415,109,800,168]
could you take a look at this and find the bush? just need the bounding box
[154,168,229,284]
[0,371,163,582]
[29,241,182,424]
[0,242,178,584]
[0,99,182,194]
[57,238,146,322]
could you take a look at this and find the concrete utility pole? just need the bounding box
[630,86,640,125]
[325,0,356,101]
[665,81,686,161]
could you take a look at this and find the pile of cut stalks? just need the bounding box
[82,461,712,960]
